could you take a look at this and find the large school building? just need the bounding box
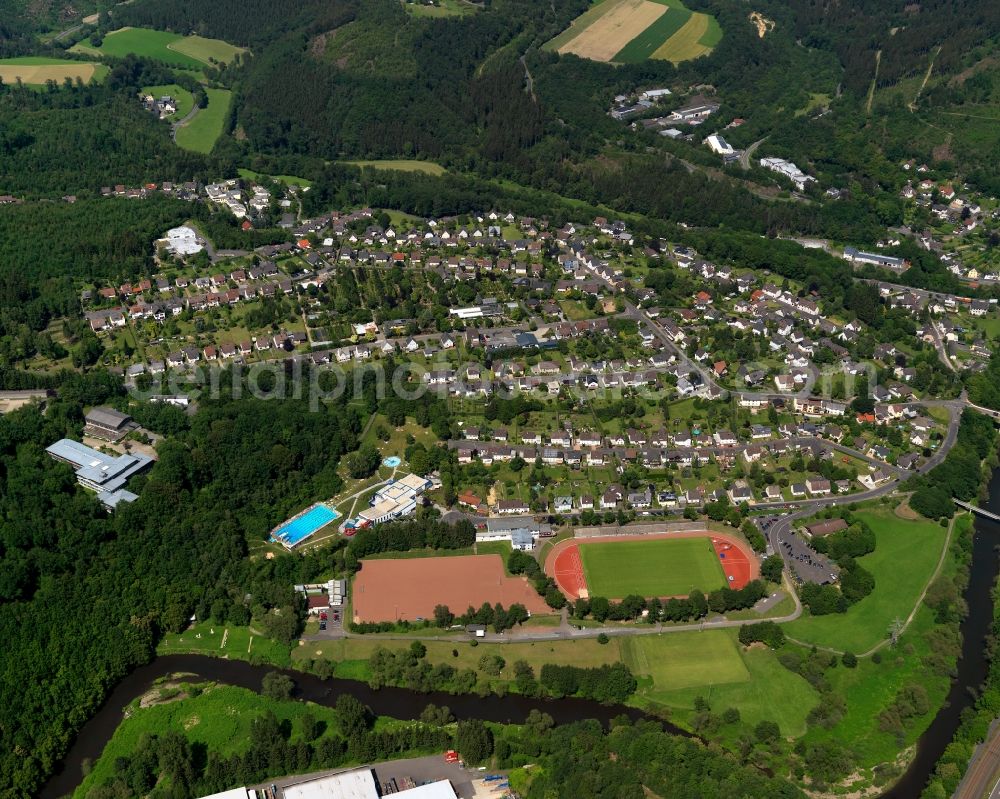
[45,438,152,508]
[357,473,431,526]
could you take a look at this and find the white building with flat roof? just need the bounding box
[358,473,432,526]
[200,767,457,799]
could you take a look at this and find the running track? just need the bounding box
[545,531,758,600]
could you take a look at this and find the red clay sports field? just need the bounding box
[545,530,758,600]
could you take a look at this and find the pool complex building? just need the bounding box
[271,503,341,547]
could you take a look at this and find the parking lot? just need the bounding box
[776,530,839,585]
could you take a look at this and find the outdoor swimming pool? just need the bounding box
[383,456,401,467]
[272,504,340,546]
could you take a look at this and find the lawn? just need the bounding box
[157,621,292,667]
[295,636,623,680]
[342,159,446,175]
[175,88,232,153]
[0,56,109,85]
[140,83,195,118]
[631,631,820,737]
[620,631,749,690]
[579,537,726,598]
[784,508,948,653]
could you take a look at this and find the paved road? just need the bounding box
[739,137,767,170]
[171,103,201,142]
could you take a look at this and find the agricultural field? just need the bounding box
[0,56,108,86]
[543,0,720,64]
[71,27,245,70]
[579,537,727,597]
[784,508,949,653]
[175,88,232,153]
[342,159,447,175]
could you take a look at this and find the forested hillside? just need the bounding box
[0,386,364,796]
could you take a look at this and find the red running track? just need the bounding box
[546,531,759,601]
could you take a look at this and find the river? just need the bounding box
[879,468,1000,798]
[41,653,685,799]
[40,472,1000,799]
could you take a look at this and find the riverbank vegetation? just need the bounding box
[909,409,999,520]
[923,517,1000,797]
[73,677,805,799]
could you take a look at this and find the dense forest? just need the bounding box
[0,382,367,795]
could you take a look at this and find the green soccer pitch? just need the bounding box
[579,537,726,597]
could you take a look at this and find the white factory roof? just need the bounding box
[283,770,379,799]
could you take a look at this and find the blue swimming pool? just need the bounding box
[272,504,340,546]
[383,456,401,468]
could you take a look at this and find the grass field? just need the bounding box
[157,621,292,667]
[784,508,948,653]
[175,88,232,153]
[169,34,246,65]
[628,630,820,736]
[141,83,195,118]
[544,0,720,64]
[72,27,244,69]
[579,537,726,597]
[0,56,108,85]
[620,631,748,690]
[295,636,623,680]
[238,168,313,187]
[342,159,446,175]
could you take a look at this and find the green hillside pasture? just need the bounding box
[73,28,203,69]
[0,57,109,86]
[175,88,232,153]
[612,1,690,63]
[623,630,819,736]
[579,537,726,598]
[784,509,947,653]
[238,169,313,187]
[141,84,195,118]
[72,28,244,70]
[168,34,246,65]
[343,159,446,175]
